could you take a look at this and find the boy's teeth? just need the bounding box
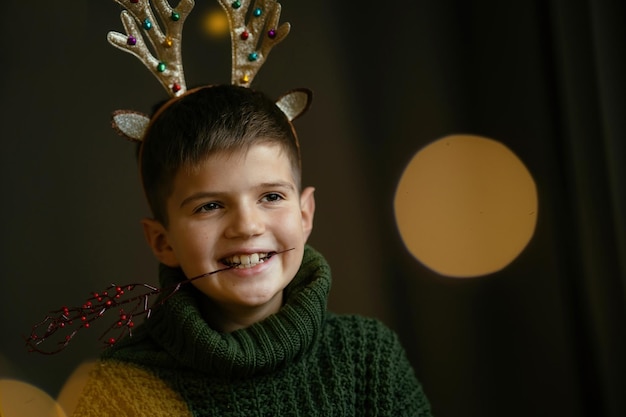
[226,253,268,268]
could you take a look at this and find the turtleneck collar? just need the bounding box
[135,245,331,379]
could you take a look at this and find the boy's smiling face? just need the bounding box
[142,143,315,331]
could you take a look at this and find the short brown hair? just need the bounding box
[140,85,302,225]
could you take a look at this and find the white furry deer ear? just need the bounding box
[111,110,151,142]
[275,88,313,121]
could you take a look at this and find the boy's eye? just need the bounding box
[197,202,222,213]
[262,193,283,203]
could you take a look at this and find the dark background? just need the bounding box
[1,1,624,416]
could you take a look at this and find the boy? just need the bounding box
[71,84,433,416]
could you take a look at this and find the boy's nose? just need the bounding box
[224,206,265,238]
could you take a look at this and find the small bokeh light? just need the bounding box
[202,7,229,38]
[394,134,538,278]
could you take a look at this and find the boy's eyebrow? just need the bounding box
[179,191,222,209]
[179,181,296,208]
[259,181,297,192]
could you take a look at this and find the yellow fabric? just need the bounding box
[71,361,191,417]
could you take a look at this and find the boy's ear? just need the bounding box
[141,218,180,267]
[300,187,316,240]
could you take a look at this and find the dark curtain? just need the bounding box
[335,0,625,416]
[548,0,626,415]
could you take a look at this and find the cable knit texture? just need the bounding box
[72,246,432,416]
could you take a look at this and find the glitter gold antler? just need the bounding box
[107,0,311,142]
[107,0,195,142]
[218,0,291,86]
[108,0,290,96]
[107,0,194,97]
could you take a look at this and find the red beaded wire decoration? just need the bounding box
[26,249,293,354]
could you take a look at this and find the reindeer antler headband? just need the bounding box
[108,0,311,142]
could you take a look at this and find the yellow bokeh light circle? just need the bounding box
[394,134,538,278]
[202,8,229,38]
[0,379,66,417]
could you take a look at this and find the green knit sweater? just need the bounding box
[72,246,432,416]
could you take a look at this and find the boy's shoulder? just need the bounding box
[323,312,405,348]
[325,311,396,330]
